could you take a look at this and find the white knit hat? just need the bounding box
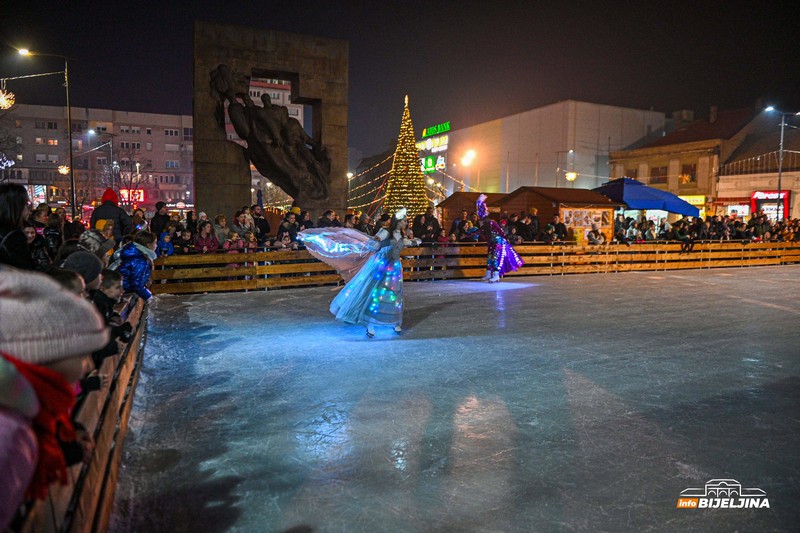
[0,267,109,364]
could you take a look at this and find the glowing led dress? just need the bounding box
[476,194,523,277]
[298,227,405,328]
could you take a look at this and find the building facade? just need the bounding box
[1,103,193,215]
[444,100,666,194]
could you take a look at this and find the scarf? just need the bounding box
[3,353,77,500]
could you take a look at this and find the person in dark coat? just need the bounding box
[23,223,52,271]
[148,201,171,240]
[0,183,35,270]
[89,188,132,242]
[44,213,63,260]
[251,204,271,246]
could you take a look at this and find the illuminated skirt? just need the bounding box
[488,234,524,276]
[330,244,403,328]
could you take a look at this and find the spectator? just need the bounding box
[0,183,35,270]
[355,213,373,235]
[297,210,314,231]
[271,231,299,250]
[243,230,259,251]
[62,251,104,293]
[587,223,606,245]
[60,207,85,240]
[213,214,229,245]
[157,231,175,257]
[506,225,524,245]
[643,220,658,241]
[528,208,541,240]
[231,210,251,238]
[78,229,115,264]
[552,215,568,241]
[42,213,64,260]
[185,211,197,235]
[279,212,299,241]
[672,220,695,252]
[90,189,132,242]
[413,207,441,239]
[29,206,49,236]
[0,267,109,505]
[194,220,220,254]
[459,221,480,242]
[449,210,468,236]
[23,223,52,271]
[626,221,642,242]
[317,209,341,228]
[344,214,356,228]
[149,202,171,239]
[251,204,271,246]
[435,228,450,245]
[540,224,559,243]
[131,208,148,232]
[119,231,157,301]
[174,228,194,255]
[89,269,134,370]
[240,205,255,230]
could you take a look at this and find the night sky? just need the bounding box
[2,1,798,160]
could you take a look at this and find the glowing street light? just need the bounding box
[765,106,800,221]
[17,48,76,217]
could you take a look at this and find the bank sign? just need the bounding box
[421,121,450,138]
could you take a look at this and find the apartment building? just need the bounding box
[1,103,193,213]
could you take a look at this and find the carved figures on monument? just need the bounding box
[209,64,331,201]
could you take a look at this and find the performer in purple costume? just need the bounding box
[477,194,524,282]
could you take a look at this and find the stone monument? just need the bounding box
[193,21,348,219]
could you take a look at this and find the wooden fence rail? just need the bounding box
[13,297,147,533]
[151,241,800,295]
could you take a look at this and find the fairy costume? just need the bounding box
[477,194,524,282]
[298,209,415,335]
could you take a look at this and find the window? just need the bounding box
[183,127,193,140]
[35,137,45,145]
[131,127,141,134]
[649,166,668,184]
[97,156,108,166]
[47,154,59,163]
[165,160,180,169]
[146,159,152,168]
[47,139,58,146]
[680,164,697,184]
[47,121,57,130]
[16,136,22,144]
[120,158,130,167]
[146,142,152,151]
[165,129,179,137]
[146,128,152,135]
[72,140,83,150]
[625,168,638,179]
[35,121,46,129]
[16,154,22,161]
[36,154,47,164]
[165,143,179,152]
[95,125,107,133]
[133,142,141,150]
[120,141,131,149]
[120,126,130,133]
[288,108,299,116]
[71,123,83,133]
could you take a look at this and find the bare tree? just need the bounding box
[0,108,21,183]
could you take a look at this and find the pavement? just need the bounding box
[110,265,800,532]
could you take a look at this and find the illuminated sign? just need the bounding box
[751,191,786,200]
[119,189,145,203]
[421,121,451,138]
[420,155,447,174]
[416,134,449,153]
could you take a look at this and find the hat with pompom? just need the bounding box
[0,267,109,365]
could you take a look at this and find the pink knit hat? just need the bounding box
[0,267,109,364]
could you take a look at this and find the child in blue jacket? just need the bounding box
[118,231,157,302]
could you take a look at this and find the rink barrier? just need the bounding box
[12,297,148,533]
[149,241,800,295]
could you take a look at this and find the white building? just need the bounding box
[444,100,666,194]
[1,103,193,214]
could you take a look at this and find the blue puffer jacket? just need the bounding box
[118,242,156,300]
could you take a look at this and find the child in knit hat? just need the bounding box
[0,266,109,504]
[61,251,104,292]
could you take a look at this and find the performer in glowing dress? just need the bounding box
[477,194,524,282]
[298,207,418,338]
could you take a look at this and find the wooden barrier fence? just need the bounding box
[13,297,147,533]
[151,241,800,295]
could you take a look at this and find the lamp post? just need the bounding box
[18,49,76,217]
[88,130,118,190]
[765,107,800,222]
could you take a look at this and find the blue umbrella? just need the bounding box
[593,178,700,217]
[256,189,264,209]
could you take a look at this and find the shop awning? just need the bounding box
[593,178,700,217]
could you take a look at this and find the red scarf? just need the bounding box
[2,353,77,500]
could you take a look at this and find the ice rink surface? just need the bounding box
[111,266,800,532]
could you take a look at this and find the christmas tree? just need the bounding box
[383,95,429,217]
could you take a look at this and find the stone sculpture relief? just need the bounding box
[209,64,331,200]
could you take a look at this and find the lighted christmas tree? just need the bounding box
[383,95,429,217]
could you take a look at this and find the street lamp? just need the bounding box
[555,149,574,188]
[18,49,76,217]
[461,150,477,189]
[88,129,118,190]
[765,106,800,221]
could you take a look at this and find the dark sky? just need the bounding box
[2,1,798,159]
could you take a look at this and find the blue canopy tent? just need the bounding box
[593,178,700,217]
